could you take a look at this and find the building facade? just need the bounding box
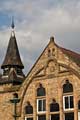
[0,24,80,120]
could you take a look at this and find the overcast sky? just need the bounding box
[0,0,80,74]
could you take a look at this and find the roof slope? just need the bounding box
[59,46,80,67]
[25,37,80,78]
[1,35,24,69]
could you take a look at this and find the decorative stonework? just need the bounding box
[0,36,80,120]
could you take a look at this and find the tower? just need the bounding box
[1,19,25,85]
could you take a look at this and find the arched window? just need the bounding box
[52,48,55,56]
[50,99,60,120]
[37,84,46,119]
[63,80,74,120]
[63,80,73,93]
[25,102,33,114]
[50,99,59,112]
[37,84,46,96]
[48,49,51,57]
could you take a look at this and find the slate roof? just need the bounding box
[60,46,80,67]
[50,37,80,67]
[1,35,24,69]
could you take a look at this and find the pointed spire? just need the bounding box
[1,19,24,69]
[11,16,15,37]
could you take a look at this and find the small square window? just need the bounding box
[37,99,46,113]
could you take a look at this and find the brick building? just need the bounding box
[0,22,80,120]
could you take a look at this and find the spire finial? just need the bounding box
[11,16,15,29]
[11,16,15,37]
[50,36,54,42]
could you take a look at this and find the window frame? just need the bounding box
[63,95,74,111]
[37,98,46,113]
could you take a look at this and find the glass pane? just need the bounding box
[65,112,74,120]
[38,115,46,120]
[37,85,46,96]
[70,96,74,108]
[63,80,73,93]
[27,118,33,120]
[38,100,42,111]
[51,114,60,120]
[25,105,33,114]
[43,100,46,111]
[50,103,59,112]
[65,97,69,109]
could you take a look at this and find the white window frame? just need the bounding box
[63,95,74,111]
[37,99,46,113]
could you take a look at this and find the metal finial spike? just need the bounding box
[11,16,15,29]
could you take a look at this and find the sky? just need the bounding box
[0,0,80,74]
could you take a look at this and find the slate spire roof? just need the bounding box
[1,20,24,69]
[0,20,25,85]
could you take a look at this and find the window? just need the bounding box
[25,117,33,120]
[25,102,33,114]
[50,99,60,120]
[37,99,46,113]
[50,99,59,112]
[65,112,74,120]
[48,49,51,57]
[38,115,46,120]
[63,95,74,110]
[3,67,9,75]
[63,80,73,93]
[37,84,46,97]
[50,114,60,120]
[52,48,55,56]
[16,68,23,75]
[78,100,80,110]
